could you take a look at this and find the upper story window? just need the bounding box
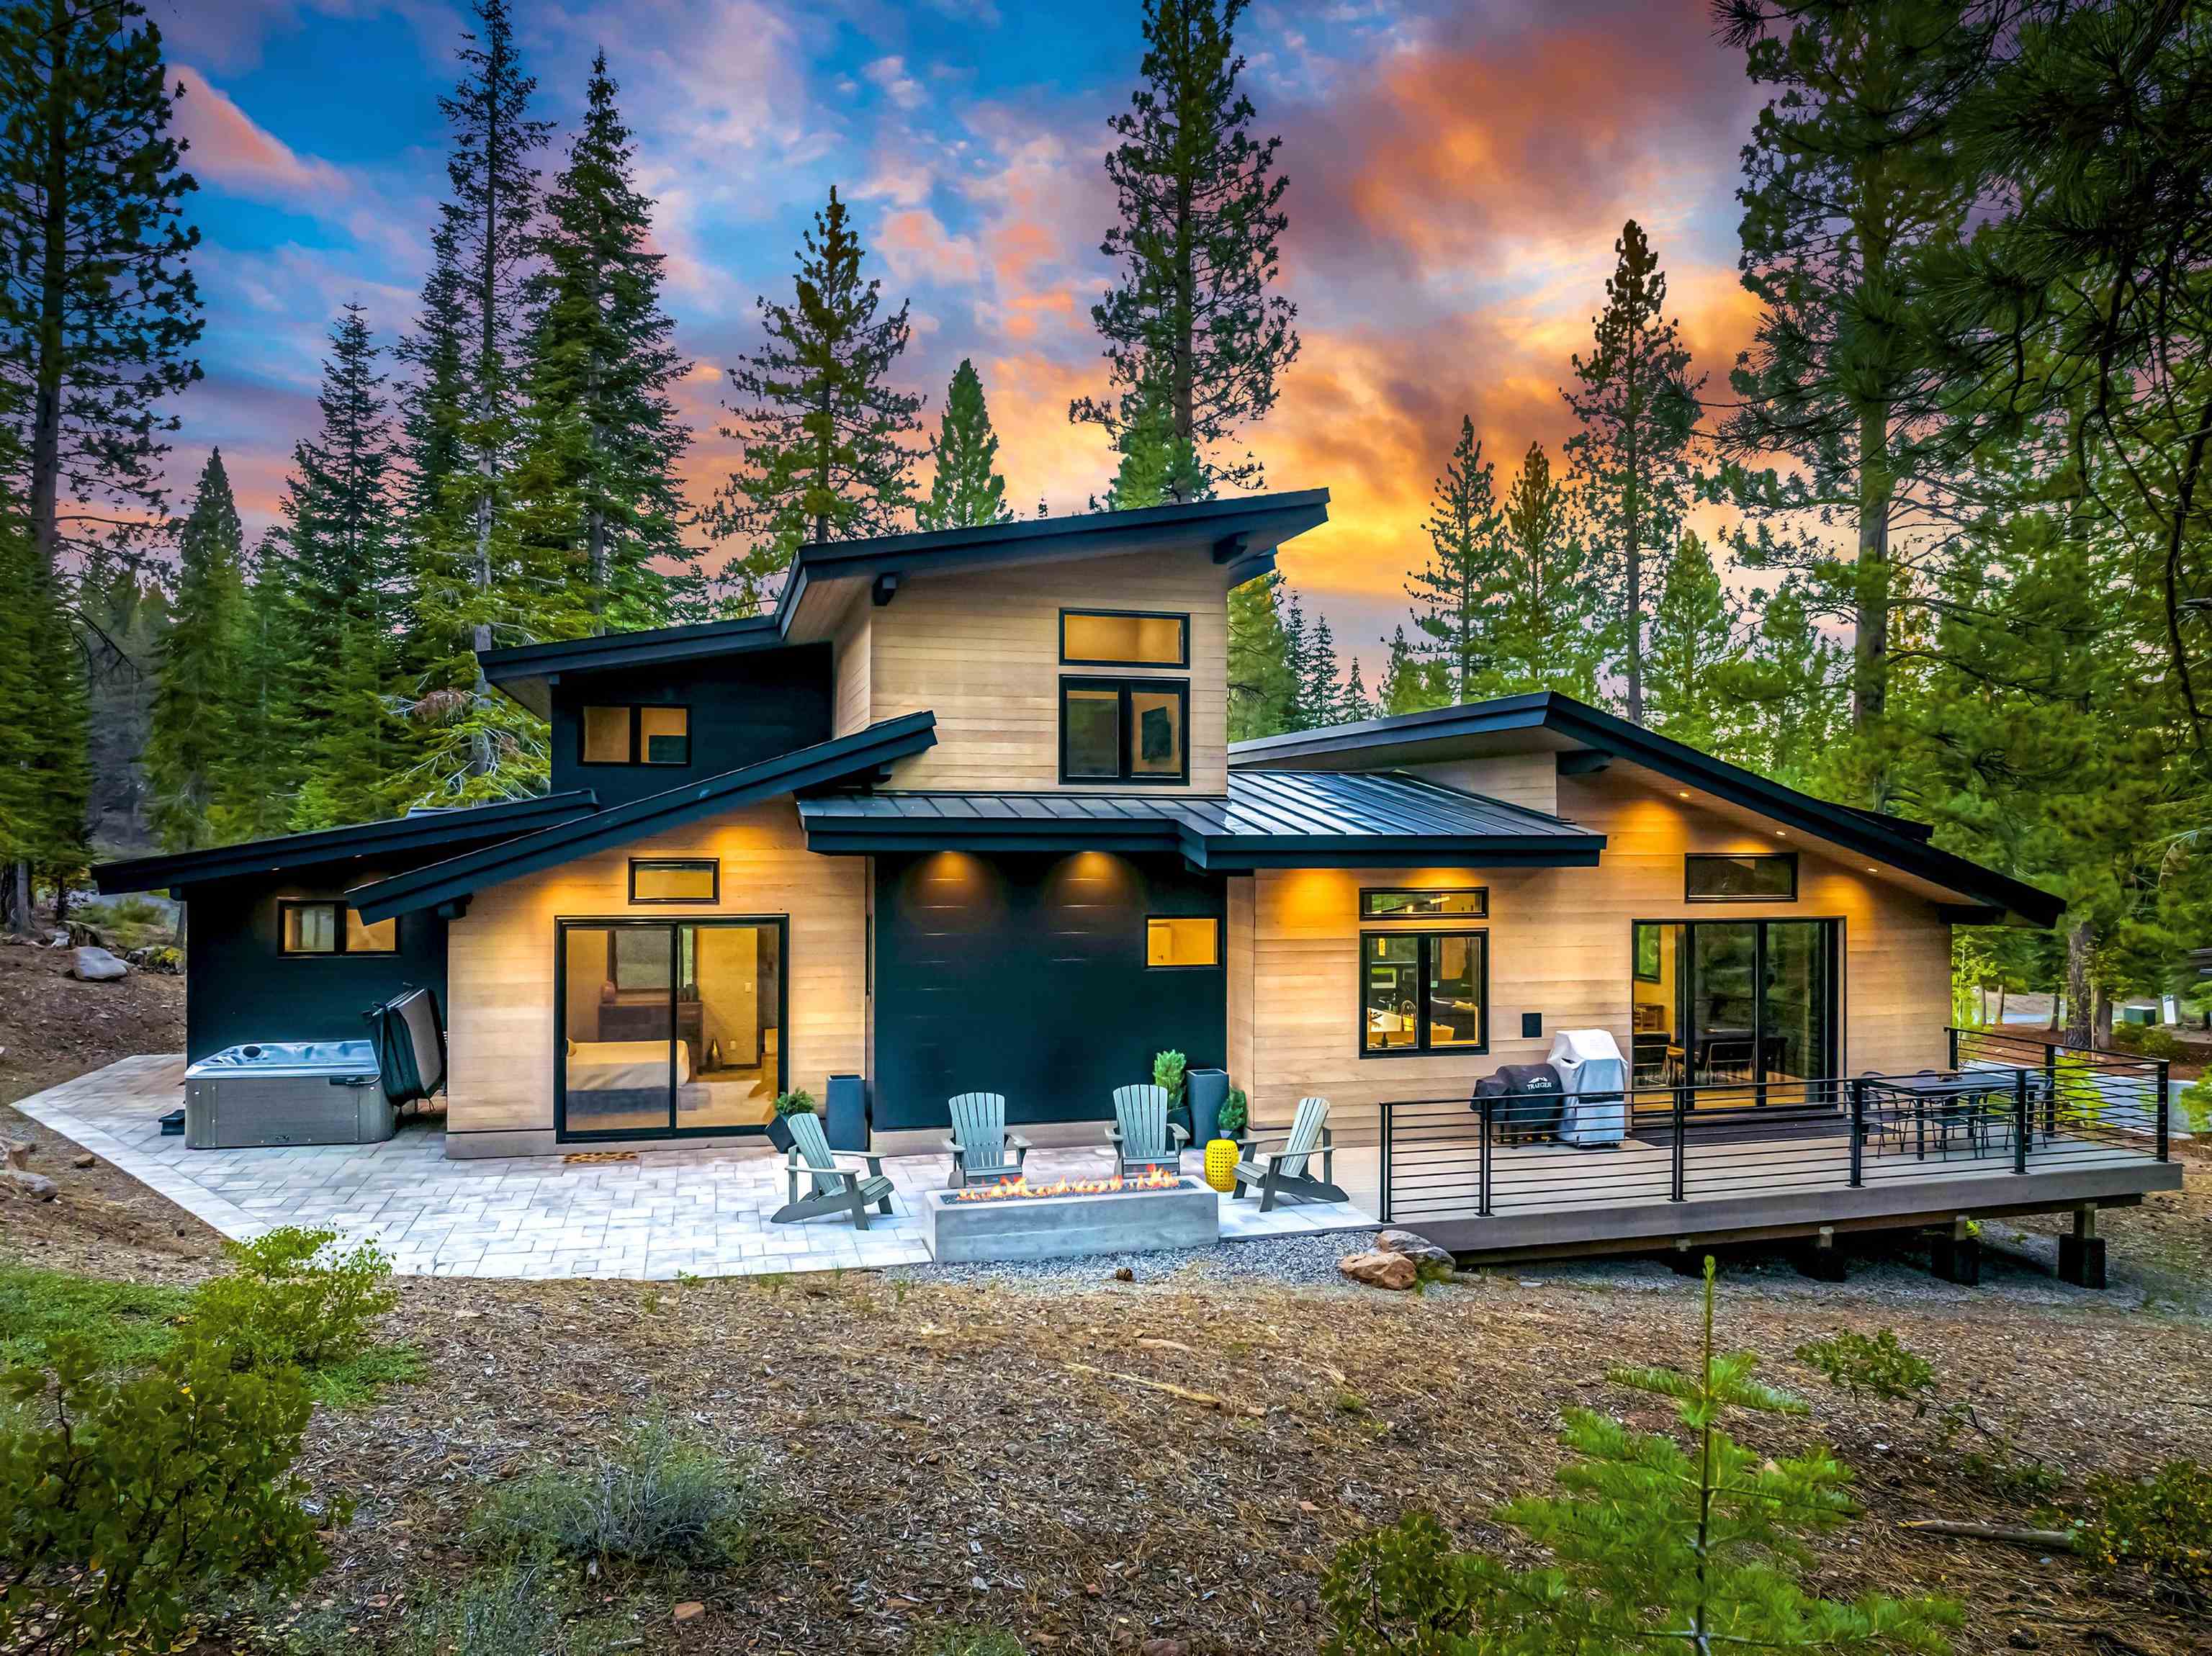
[1685,852,1797,902]
[582,705,689,767]
[1060,677,1189,785]
[629,858,719,904]
[1060,609,1188,668]
[280,900,396,957]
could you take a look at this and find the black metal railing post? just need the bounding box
[1378,1101,1393,1223]
[1948,1025,1960,1071]
[2156,1059,2170,1162]
[2044,1040,2060,1138]
[1670,1090,1687,1202]
[1848,1078,1865,1187]
[1478,1097,1493,1218]
[2013,1067,2029,1175]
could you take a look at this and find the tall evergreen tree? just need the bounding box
[228,532,305,843]
[1339,656,1374,725]
[1226,569,1297,740]
[513,50,694,634]
[1406,417,1501,703]
[1645,530,1745,755]
[0,0,199,927]
[400,0,563,801]
[1488,440,1602,699]
[1563,220,1702,726]
[716,185,921,608]
[917,358,1010,531]
[78,554,167,850]
[1071,0,1298,498]
[143,451,246,850]
[1732,575,1845,787]
[1378,625,1449,716]
[1711,0,1990,731]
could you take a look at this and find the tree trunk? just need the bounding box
[2094,986,2114,1048]
[1623,330,1642,726]
[2065,921,2094,1048]
[6,860,34,939]
[1854,402,1893,726]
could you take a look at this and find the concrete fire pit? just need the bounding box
[920,1174,1218,1263]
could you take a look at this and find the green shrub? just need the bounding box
[0,1264,189,1372]
[188,1227,399,1373]
[2109,1022,2184,1061]
[915,1630,1024,1656]
[475,1413,763,1569]
[0,1334,334,1655]
[74,896,173,950]
[2087,1459,2212,1606]
[1794,1330,1936,1402]
[1152,1048,1187,1103]
[1218,1086,1249,1138]
[395,1559,627,1656]
[771,1088,817,1118]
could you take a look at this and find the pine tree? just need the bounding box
[1712,0,1991,730]
[1339,657,1373,725]
[78,554,167,851]
[400,0,564,802]
[1099,374,1208,510]
[1295,607,1342,731]
[227,532,306,843]
[1733,575,1844,786]
[144,452,248,850]
[716,186,922,608]
[1406,417,1501,703]
[917,358,1010,531]
[1071,0,1298,498]
[1322,1259,1960,1652]
[1226,569,1298,740]
[513,50,694,634]
[0,0,199,927]
[1563,220,1703,726]
[1645,530,1746,755]
[1378,625,1449,716]
[1489,440,1601,699]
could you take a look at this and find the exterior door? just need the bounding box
[1632,919,1838,1096]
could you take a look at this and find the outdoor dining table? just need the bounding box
[1862,1070,2039,1160]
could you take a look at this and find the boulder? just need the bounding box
[1,1169,58,1201]
[1375,1228,1455,1269]
[71,1152,95,1170]
[2,1137,31,1171]
[69,945,129,981]
[1338,1250,1419,1291]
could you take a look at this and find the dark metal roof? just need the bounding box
[480,616,787,719]
[93,790,601,894]
[1230,691,2061,924]
[349,712,938,922]
[797,770,1606,870]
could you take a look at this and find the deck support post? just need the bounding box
[1929,1214,1980,1287]
[1795,1225,1846,1282]
[1665,1239,1702,1277]
[2057,1202,2105,1290]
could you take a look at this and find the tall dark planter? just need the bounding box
[825,1073,868,1151]
[765,1112,799,1153]
[1186,1068,1230,1146]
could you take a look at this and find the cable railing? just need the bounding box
[1376,1031,2172,1228]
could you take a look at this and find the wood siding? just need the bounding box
[863,549,1231,793]
[831,603,871,739]
[1236,773,1953,1137]
[444,798,867,1138]
[1404,752,1560,816]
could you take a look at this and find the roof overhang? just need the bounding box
[351,712,938,922]
[92,790,602,895]
[479,616,788,719]
[1231,693,2062,927]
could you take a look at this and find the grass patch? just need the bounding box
[394,1560,633,1656]
[0,1264,189,1371]
[916,1629,1024,1656]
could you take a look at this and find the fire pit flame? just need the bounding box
[952,1166,1183,1202]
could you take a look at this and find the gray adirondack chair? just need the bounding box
[943,1092,1030,1188]
[1233,1095,1348,1212]
[1105,1083,1187,1178]
[770,1111,895,1228]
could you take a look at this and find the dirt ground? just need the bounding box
[4,963,2210,1655]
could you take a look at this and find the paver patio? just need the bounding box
[12,1056,1379,1279]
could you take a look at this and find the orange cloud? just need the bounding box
[173,66,349,204]
[876,209,984,287]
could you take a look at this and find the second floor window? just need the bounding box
[582,705,689,766]
[1061,677,1188,785]
[1061,608,1188,667]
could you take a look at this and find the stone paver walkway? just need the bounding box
[12,1056,1377,1280]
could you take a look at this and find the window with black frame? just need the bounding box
[1685,852,1796,901]
[1361,930,1487,1056]
[1058,676,1188,783]
[279,901,396,957]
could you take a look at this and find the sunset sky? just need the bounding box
[155,0,1767,670]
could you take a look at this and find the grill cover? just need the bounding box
[1548,1028,1627,1146]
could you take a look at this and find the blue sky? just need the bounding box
[150,0,1762,666]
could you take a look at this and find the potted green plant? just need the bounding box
[1154,1048,1191,1140]
[1218,1086,1249,1144]
[766,1087,816,1153]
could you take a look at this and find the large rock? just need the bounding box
[1338,1249,1419,1291]
[70,945,129,981]
[0,1169,58,1201]
[1375,1228,1455,1269]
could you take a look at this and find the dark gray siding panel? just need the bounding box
[547,644,833,806]
[871,852,1226,1133]
[182,873,446,1063]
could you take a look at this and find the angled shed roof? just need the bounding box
[93,790,601,895]
[1230,691,2061,925]
[796,770,1605,870]
[348,713,938,922]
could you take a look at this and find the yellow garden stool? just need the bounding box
[1203,1136,1240,1193]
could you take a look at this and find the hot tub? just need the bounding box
[183,1041,395,1149]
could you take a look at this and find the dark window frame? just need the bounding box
[1684,852,1798,903]
[1058,607,1191,668]
[1629,917,1843,1086]
[276,899,398,958]
[1359,886,1490,921]
[1057,675,1190,786]
[577,703,692,768]
[1144,914,1223,970]
[627,857,720,905]
[1358,928,1489,1058]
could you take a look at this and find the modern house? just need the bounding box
[95,490,2179,1264]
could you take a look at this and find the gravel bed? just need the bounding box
[889,1225,1384,1290]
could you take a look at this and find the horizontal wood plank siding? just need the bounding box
[866,549,1230,793]
[832,603,871,739]
[1403,752,1560,816]
[444,798,867,1137]
[1238,774,1953,1138]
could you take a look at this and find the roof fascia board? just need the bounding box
[352,713,937,922]
[92,791,601,895]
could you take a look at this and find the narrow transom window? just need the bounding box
[1360,887,1488,921]
[1061,609,1189,667]
[1685,853,1797,902]
[580,706,689,766]
[1146,917,1219,968]
[629,858,719,904]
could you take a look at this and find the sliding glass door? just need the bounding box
[1631,919,1838,1096]
[556,917,786,1141]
